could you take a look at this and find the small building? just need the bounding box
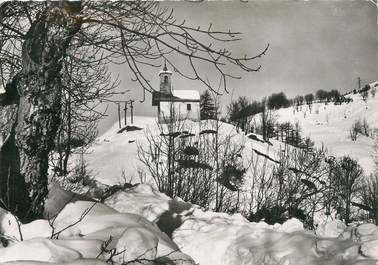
[152,64,200,123]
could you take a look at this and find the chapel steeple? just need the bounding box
[159,61,172,94]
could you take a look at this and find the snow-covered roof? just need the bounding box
[159,69,173,75]
[172,90,200,101]
[159,63,173,75]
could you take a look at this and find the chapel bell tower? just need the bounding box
[159,62,172,94]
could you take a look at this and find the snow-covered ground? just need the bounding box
[1,183,378,264]
[2,104,378,264]
[86,91,378,188]
[84,116,281,187]
[275,92,378,174]
[84,116,157,186]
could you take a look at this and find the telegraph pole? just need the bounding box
[130,100,134,124]
[124,102,128,126]
[99,97,135,128]
[358,77,361,89]
[117,103,121,129]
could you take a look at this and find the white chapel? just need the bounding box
[152,63,200,123]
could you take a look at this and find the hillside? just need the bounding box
[85,90,378,190]
[274,92,378,174]
[85,116,282,187]
[2,111,378,264]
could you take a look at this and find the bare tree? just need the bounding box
[261,99,268,141]
[304,93,314,112]
[227,96,251,132]
[0,1,268,220]
[331,155,364,224]
[138,115,246,212]
[354,139,378,224]
[361,118,370,137]
[248,145,328,227]
[357,174,378,224]
[258,99,276,141]
[362,90,369,102]
[349,120,361,141]
[349,119,370,141]
[52,54,114,178]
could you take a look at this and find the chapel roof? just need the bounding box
[172,90,200,101]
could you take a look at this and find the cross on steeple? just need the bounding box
[163,61,168,72]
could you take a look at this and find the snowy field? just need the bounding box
[1,183,378,264]
[275,92,378,174]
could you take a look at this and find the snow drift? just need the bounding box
[1,183,378,264]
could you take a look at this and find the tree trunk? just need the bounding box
[0,4,82,221]
[0,122,31,220]
[374,208,378,226]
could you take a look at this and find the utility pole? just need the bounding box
[130,100,134,124]
[99,97,133,129]
[124,102,128,126]
[358,77,361,89]
[117,103,121,129]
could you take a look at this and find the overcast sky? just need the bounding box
[99,0,378,134]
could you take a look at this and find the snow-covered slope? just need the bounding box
[87,90,378,188]
[84,116,157,186]
[275,92,378,174]
[2,183,378,265]
[85,116,282,186]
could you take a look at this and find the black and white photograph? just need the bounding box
[0,0,377,264]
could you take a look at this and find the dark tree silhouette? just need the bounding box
[316,89,328,102]
[304,93,314,106]
[227,96,251,132]
[294,95,304,106]
[200,90,217,120]
[267,92,290,110]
